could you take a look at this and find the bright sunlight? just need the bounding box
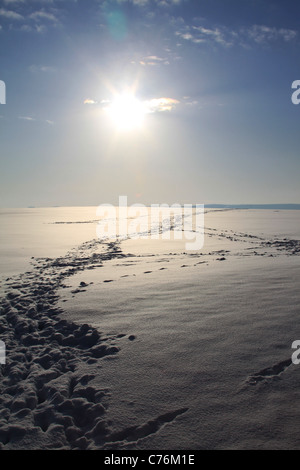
[106,93,146,131]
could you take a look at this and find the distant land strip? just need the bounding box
[22,203,300,211]
[200,204,300,210]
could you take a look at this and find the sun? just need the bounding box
[106,93,146,131]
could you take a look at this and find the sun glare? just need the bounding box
[107,93,145,131]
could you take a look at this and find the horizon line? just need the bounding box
[1,203,300,210]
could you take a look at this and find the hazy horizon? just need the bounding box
[1,203,300,210]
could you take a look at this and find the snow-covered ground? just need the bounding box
[1,208,300,449]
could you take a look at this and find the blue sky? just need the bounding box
[0,0,300,207]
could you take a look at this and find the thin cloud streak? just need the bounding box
[175,20,298,48]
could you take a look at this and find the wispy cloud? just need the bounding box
[18,115,54,125]
[90,95,179,114]
[3,0,25,4]
[0,2,61,32]
[18,116,35,121]
[29,10,58,23]
[175,19,298,49]
[156,0,183,6]
[144,97,179,112]
[183,96,199,107]
[192,25,234,47]
[20,23,47,33]
[0,8,24,20]
[29,64,57,73]
[85,95,179,112]
[137,55,170,66]
[116,0,183,5]
[175,22,234,48]
[116,0,149,5]
[84,99,98,105]
[246,25,298,44]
